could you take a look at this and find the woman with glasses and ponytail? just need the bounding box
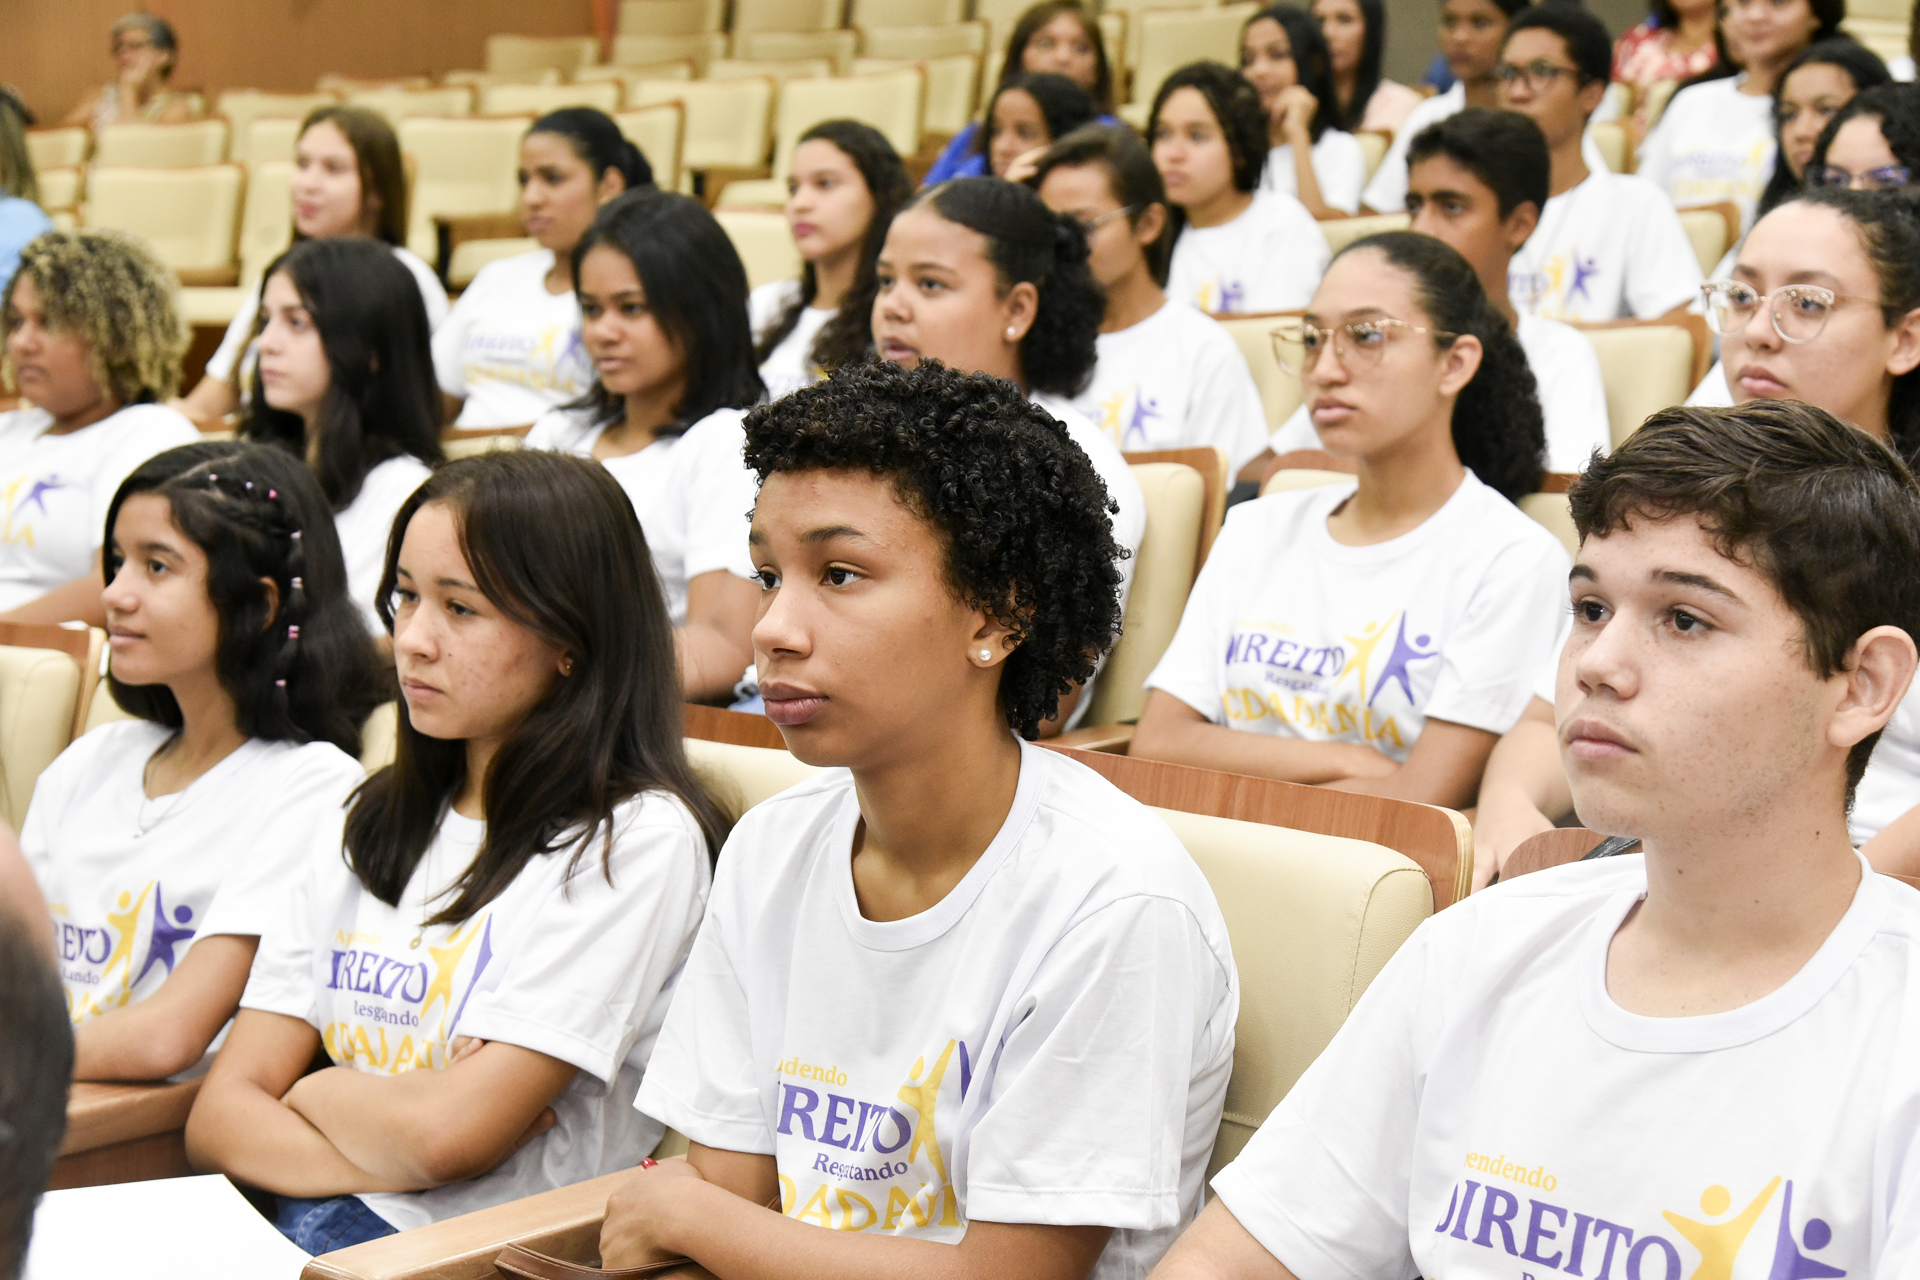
[19,441,384,1082]
[1131,231,1570,809]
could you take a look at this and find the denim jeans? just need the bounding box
[272,1194,398,1255]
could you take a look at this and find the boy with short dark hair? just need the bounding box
[1151,400,1920,1279]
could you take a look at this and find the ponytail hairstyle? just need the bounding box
[1244,5,1341,142]
[917,176,1103,396]
[569,187,765,430]
[1334,0,1390,133]
[345,450,731,924]
[755,120,912,373]
[972,72,1101,166]
[295,104,410,246]
[102,441,386,755]
[1776,186,1920,466]
[999,1,1116,113]
[528,107,654,192]
[240,237,444,512]
[1027,121,1176,286]
[1757,38,1890,219]
[1338,231,1547,500]
[1147,61,1270,244]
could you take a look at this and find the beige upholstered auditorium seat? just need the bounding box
[1110,0,1222,71]
[573,61,696,103]
[1214,312,1304,431]
[26,126,90,171]
[610,32,730,73]
[86,164,245,286]
[851,0,967,25]
[444,69,563,91]
[732,0,844,35]
[626,77,775,175]
[346,86,476,134]
[1078,454,1220,726]
[237,159,294,284]
[705,57,836,83]
[217,91,333,165]
[715,209,804,288]
[1573,317,1704,449]
[1677,200,1739,276]
[484,35,602,76]
[733,27,861,73]
[397,116,529,262]
[0,626,98,829]
[298,737,1434,1280]
[1128,6,1257,112]
[717,68,923,207]
[1517,490,1579,558]
[360,701,399,771]
[93,118,230,168]
[619,0,728,36]
[84,674,133,734]
[615,102,686,191]
[480,81,622,117]
[36,166,82,216]
[1321,210,1409,253]
[1356,129,1390,178]
[853,53,981,137]
[859,20,988,58]
[244,116,303,167]
[1590,120,1628,174]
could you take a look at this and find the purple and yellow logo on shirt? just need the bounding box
[320,914,494,1075]
[1219,610,1439,748]
[53,878,199,1024]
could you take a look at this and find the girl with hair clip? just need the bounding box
[1476,187,1920,886]
[435,108,653,429]
[1755,39,1890,222]
[1133,232,1570,809]
[1241,5,1368,216]
[0,88,51,297]
[241,237,445,633]
[186,449,726,1256]
[982,73,1100,179]
[0,229,200,628]
[1638,0,1845,231]
[21,441,384,1081]
[1150,61,1328,315]
[1314,0,1422,133]
[1029,124,1271,472]
[524,189,766,702]
[177,105,450,425]
[752,120,912,399]
[598,357,1237,1280]
[922,0,1118,184]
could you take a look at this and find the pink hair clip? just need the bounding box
[287,625,300,639]
[275,679,286,687]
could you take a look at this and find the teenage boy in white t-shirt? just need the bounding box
[1497,5,1703,322]
[1148,399,1920,1280]
[603,360,1238,1280]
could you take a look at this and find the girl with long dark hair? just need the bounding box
[1241,4,1368,215]
[187,449,726,1255]
[1313,0,1422,133]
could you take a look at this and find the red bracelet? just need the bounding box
[641,1157,658,1168]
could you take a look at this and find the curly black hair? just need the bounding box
[1339,231,1548,499]
[916,177,1103,397]
[742,359,1125,738]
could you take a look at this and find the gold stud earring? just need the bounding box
[560,657,574,677]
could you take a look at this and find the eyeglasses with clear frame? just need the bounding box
[1493,60,1580,92]
[1269,316,1459,374]
[1805,162,1913,191]
[1072,205,1139,238]
[1698,280,1882,344]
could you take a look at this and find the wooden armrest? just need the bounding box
[0,620,92,664]
[435,212,529,248]
[1046,723,1136,753]
[696,165,773,207]
[63,1078,202,1155]
[174,266,241,288]
[443,423,534,441]
[303,1171,624,1280]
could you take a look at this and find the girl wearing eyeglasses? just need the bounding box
[1131,231,1569,808]
[1754,40,1890,222]
[1803,82,1920,197]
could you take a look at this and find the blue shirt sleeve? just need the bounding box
[0,199,53,298]
[921,123,987,186]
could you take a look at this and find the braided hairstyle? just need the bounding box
[1338,231,1548,499]
[102,442,386,755]
[916,177,1104,396]
[754,120,912,375]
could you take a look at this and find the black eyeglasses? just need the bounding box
[1805,162,1913,192]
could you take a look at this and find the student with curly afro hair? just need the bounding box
[0,228,199,626]
[606,357,1239,1280]
[1133,230,1568,810]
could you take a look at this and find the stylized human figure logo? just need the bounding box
[897,1039,958,1187]
[131,886,196,988]
[1662,1178,1781,1280]
[421,915,493,1048]
[1338,618,1392,705]
[1369,614,1439,708]
[99,882,155,1006]
[1568,254,1599,304]
[1765,1181,1845,1280]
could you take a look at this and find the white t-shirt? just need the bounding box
[1071,301,1272,473]
[206,246,449,387]
[1268,312,1611,473]
[1636,75,1778,232]
[523,407,758,626]
[750,279,835,401]
[1211,852,1920,1277]
[243,790,713,1232]
[1510,169,1704,322]
[1030,392,1146,610]
[0,403,201,613]
[1361,83,1613,216]
[1687,359,1734,407]
[432,250,593,428]
[1166,189,1329,315]
[1856,686,1920,846]
[634,738,1237,1279]
[21,720,363,1029]
[1260,130,1367,215]
[1146,470,1569,759]
[334,454,433,633]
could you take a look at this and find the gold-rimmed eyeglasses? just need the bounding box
[1269,316,1459,374]
[1699,280,1882,344]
